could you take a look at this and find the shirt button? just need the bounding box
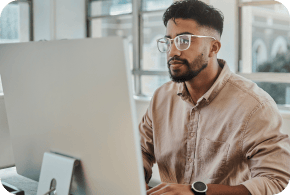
[188,158,193,163]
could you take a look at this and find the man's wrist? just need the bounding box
[191,181,208,195]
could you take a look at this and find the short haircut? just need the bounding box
[163,0,224,36]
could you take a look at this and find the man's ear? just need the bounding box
[209,40,221,57]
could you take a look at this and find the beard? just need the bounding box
[168,54,208,83]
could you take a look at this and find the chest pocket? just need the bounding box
[195,138,230,180]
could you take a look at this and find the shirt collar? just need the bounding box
[177,59,232,104]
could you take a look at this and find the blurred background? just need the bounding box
[1,0,290,100]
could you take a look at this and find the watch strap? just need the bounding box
[191,188,206,195]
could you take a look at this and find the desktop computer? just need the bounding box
[0,37,146,194]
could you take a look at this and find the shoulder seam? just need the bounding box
[227,78,262,104]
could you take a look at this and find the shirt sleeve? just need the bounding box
[241,100,290,195]
[139,101,156,184]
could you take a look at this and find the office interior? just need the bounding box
[0,0,290,187]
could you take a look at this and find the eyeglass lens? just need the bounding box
[157,35,191,52]
[176,35,190,50]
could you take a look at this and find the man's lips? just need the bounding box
[169,60,185,65]
[170,63,184,69]
[169,60,186,69]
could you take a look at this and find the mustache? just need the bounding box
[167,57,189,67]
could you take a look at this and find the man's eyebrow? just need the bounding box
[176,32,194,36]
[164,32,194,39]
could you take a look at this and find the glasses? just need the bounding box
[157,34,216,53]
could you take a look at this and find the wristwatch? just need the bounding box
[191,181,208,195]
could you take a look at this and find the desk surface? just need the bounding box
[0,167,38,195]
[0,167,161,195]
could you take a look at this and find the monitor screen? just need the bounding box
[0,37,146,195]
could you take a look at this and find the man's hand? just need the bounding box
[146,183,193,195]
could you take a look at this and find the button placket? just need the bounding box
[190,109,195,120]
[193,109,200,160]
[184,107,197,183]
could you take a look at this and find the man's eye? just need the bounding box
[181,39,189,44]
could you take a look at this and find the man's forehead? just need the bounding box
[166,18,201,37]
[166,18,220,40]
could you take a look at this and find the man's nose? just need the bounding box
[168,41,181,57]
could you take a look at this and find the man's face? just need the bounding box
[166,18,211,83]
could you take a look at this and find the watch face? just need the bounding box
[193,181,207,192]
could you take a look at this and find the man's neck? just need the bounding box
[185,59,222,104]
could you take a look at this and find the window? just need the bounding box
[0,0,32,43]
[140,0,172,96]
[88,0,134,79]
[88,0,174,97]
[238,0,290,110]
[0,0,33,94]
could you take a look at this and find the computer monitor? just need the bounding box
[0,37,146,195]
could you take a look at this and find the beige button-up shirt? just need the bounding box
[140,59,290,195]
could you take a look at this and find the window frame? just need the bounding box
[237,0,290,110]
[87,0,171,97]
[87,0,290,107]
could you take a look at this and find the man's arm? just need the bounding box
[147,100,290,195]
[241,100,290,195]
[146,183,250,195]
[206,184,250,195]
[139,103,156,184]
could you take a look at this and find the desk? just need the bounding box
[0,167,38,195]
[1,167,161,195]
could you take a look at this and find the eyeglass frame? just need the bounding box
[156,34,216,53]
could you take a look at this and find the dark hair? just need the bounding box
[163,0,224,36]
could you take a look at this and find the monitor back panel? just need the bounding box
[0,37,145,195]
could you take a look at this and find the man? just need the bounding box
[139,0,290,195]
